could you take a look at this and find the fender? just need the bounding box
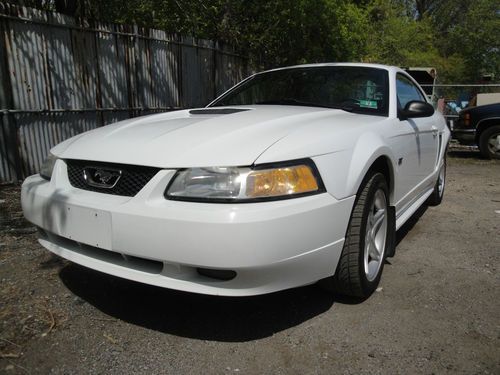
[312,131,398,203]
[51,132,89,157]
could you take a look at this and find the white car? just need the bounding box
[21,63,450,298]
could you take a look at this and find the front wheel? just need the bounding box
[479,125,500,159]
[321,172,391,298]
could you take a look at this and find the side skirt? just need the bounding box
[395,187,434,231]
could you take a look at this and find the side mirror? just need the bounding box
[399,100,434,120]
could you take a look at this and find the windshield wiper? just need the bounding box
[329,100,368,113]
[255,98,334,109]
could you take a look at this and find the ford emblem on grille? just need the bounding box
[83,167,122,189]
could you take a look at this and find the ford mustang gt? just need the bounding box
[21,63,450,298]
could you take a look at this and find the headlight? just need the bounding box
[165,159,324,202]
[40,153,58,180]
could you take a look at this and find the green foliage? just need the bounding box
[364,1,434,63]
[445,0,500,81]
[362,0,468,82]
[6,0,500,82]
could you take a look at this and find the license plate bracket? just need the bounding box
[53,204,112,250]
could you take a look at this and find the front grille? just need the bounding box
[66,159,161,197]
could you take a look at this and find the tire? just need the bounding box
[321,172,391,298]
[427,156,446,206]
[479,125,500,159]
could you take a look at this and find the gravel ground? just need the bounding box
[1,147,499,375]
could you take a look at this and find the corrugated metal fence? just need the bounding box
[0,3,249,182]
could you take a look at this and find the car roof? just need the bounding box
[258,62,403,75]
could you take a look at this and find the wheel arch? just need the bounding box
[365,156,395,204]
[312,139,398,258]
[475,117,500,143]
[347,140,397,206]
[352,155,397,258]
[312,137,398,204]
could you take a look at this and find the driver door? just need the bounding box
[396,74,438,179]
[391,73,438,211]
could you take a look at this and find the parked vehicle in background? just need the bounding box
[404,67,438,104]
[454,93,500,159]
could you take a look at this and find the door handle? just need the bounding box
[431,126,439,137]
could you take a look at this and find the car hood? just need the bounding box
[53,105,381,167]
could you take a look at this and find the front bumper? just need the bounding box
[452,129,476,145]
[21,160,354,296]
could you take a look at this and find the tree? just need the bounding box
[442,0,500,81]
[398,0,499,81]
[6,0,499,82]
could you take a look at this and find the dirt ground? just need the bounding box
[0,146,499,375]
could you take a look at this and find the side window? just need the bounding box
[396,74,426,109]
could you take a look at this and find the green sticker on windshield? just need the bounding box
[359,100,378,109]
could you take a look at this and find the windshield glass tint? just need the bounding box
[211,66,389,116]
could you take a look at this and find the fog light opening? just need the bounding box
[196,268,237,281]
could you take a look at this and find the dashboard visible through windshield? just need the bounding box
[210,66,389,116]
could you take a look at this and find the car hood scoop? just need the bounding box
[189,108,251,115]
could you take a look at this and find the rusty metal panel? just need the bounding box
[181,36,216,108]
[101,110,130,126]
[95,22,128,109]
[197,39,216,105]
[0,5,19,181]
[0,3,249,182]
[45,12,98,109]
[16,112,98,176]
[0,22,9,110]
[3,4,53,111]
[70,28,98,108]
[115,24,137,111]
[216,44,248,97]
[148,29,179,108]
[0,115,17,181]
[136,29,153,108]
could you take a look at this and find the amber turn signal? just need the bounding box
[464,113,470,126]
[246,165,319,198]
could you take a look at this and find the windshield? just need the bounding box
[210,66,389,116]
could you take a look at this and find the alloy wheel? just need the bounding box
[487,133,500,157]
[364,189,388,282]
